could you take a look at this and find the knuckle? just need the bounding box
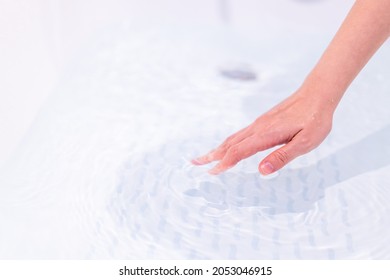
[219,140,231,151]
[273,149,289,165]
[226,145,240,163]
[299,136,312,150]
[225,134,236,142]
[211,149,224,161]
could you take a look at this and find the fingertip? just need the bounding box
[191,155,211,165]
[208,162,227,175]
[191,159,203,165]
[207,169,219,175]
[208,167,222,175]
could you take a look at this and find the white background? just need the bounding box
[0,0,354,168]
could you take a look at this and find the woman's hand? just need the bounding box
[192,88,334,175]
[193,0,390,175]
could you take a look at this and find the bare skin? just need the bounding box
[192,0,390,175]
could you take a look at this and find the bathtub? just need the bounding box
[1,0,389,259]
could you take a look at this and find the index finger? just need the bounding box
[192,126,252,165]
[208,133,275,174]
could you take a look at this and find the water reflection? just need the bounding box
[106,125,390,259]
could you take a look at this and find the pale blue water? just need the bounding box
[0,22,389,259]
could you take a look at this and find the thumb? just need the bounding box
[258,140,303,175]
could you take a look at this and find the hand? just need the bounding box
[192,0,389,175]
[192,88,334,175]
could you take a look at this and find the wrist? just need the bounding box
[298,72,346,114]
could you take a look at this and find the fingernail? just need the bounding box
[260,162,274,175]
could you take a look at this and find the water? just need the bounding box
[0,23,389,259]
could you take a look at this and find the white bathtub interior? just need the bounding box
[1,0,390,259]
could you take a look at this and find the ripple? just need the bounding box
[105,128,390,259]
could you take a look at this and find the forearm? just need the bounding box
[301,0,390,111]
